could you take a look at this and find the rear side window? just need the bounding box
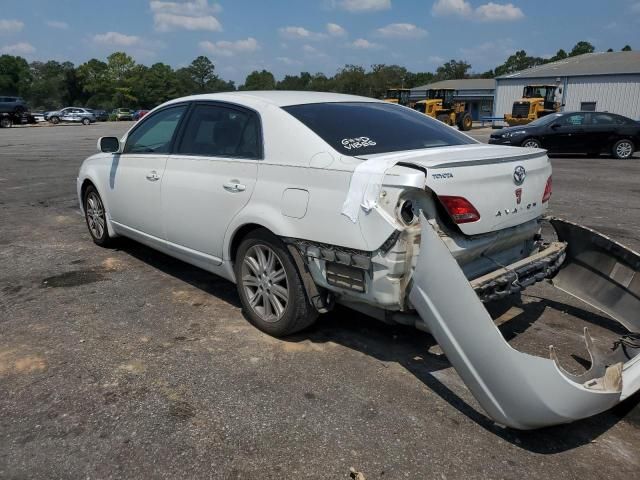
[283,102,475,156]
[592,113,626,125]
[124,105,187,154]
[177,104,261,159]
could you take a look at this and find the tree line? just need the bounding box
[0,41,632,111]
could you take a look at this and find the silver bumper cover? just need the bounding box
[409,216,640,429]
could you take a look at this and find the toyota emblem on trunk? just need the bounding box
[513,166,526,185]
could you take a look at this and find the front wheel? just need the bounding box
[0,117,12,128]
[613,139,634,159]
[82,117,90,125]
[521,138,541,149]
[83,185,113,246]
[235,229,318,337]
[49,116,60,125]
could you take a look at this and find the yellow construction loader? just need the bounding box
[412,88,473,131]
[504,84,560,126]
[384,88,411,106]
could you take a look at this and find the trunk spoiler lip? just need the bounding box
[428,151,548,169]
[409,214,640,429]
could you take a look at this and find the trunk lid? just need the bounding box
[358,144,552,236]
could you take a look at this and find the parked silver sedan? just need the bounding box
[45,107,96,125]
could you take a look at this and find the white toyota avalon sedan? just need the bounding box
[77,91,640,430]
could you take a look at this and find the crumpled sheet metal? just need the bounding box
[409,215,640,429]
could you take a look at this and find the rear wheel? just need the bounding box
[521,138,541,149]
[235,229,317,337]
[458,113,473,131]
[82,117,90,126]
[83,185,113,247]
[612,139,634,159]
[0,117,12,128]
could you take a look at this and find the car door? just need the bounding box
[161,102,260,265]
[58,108,72,121]
[546,113,588,152]
[107,104,188,242]
[586,113,624,152]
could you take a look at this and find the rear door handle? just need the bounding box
[223,181,246,193]
[146,170,160,181]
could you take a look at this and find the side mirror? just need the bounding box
[550,123,561,130]
[98,136,120,153]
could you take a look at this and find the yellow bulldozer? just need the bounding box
[412,88,473,131]
[504,84,561,126]
[384,88,412,106]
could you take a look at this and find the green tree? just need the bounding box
[434,59,471,80]
[241,70,276,90]
[494,51,544,77]
[405,71,435,88]
[569,41,595,57]
[187,56,216,93]
[0,55,31,97]
[366,64,408,98]
[622,45,632,51]
[332,65,367,95]
[549,48,568,62]
[607,48,614,52]
[77,58,112,108]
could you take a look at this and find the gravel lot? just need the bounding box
[1,122,639,479]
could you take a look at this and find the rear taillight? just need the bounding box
[439,196,481,224]
[542,175,552,203]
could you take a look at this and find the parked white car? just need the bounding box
[77,91,640,430]
[46,107,96,125]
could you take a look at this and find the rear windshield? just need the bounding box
[282,102,476,156]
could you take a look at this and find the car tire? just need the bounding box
[0,117,12,128]
[50,116,60,125]
[521,138,541,149]
[235,229,318,337]
[83,185,113,247]
[612,139,634,159]
[82,118,90,126]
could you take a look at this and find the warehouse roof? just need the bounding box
[497,51,640,79]
[411,78,495,91]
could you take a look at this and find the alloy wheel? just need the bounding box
[85,192,105,240]
[522,140,540,148]
[616,141,633,159]
[241,244,289,323]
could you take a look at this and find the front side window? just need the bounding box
[560,113,587,126]
[177,104,261,159]
[124,105,186,154]
[283,102,475,156]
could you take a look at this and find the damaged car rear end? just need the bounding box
[281,99,640,430]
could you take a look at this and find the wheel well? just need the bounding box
[80,179,95,203]
[229,223,265,263]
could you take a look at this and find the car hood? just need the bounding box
[490,126,534,137]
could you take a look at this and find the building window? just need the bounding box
[580,102,597,112]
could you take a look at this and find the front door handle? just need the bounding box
[146,170,160,181]
[223,181,246,193]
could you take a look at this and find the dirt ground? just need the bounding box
[1,122,639,479]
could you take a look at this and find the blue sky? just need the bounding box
[1,0,639,83]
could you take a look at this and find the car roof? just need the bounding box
[164,90,382,108]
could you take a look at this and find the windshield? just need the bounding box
[528,113,563,127]
[283,102,476,156]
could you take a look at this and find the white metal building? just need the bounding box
[494,51,640,120]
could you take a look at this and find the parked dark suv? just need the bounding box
[0,96,28,114]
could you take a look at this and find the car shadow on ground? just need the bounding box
[286,298,640,454]
[115,239,241,308]
[114,238,639,454]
